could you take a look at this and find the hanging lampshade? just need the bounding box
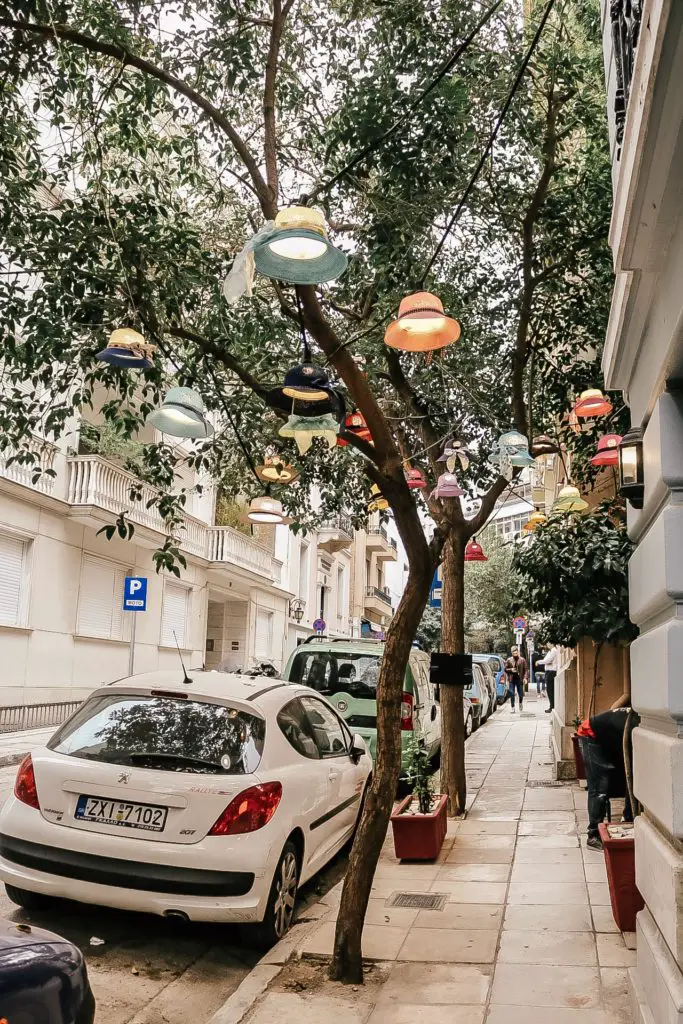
[509,449,536,468]
[405,467,427,489]
[281,362,331,402]
[241,495,289,525]
[553,484,589,513]
[434,472,464,499]
[532,434,557,455]
[464,537,488,562]
[384,292,461,353]
[96,328,156,369]
[590,433,622,467]
[438,440,470,472]
[147,387,213,439]
[498,429,529,453]
[368,484,389,512]
[522,511,547,533]
[574,388,613,418]
[253,206,348,285]
[337,412,372,448]
[255,454,300,485]
[279,412,338,454]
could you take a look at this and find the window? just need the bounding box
[298,543,309,604]
[277,698,320,760]
[336,565,347,620]
[300,697,350,758]
[161,581,191,648]
[76,555,129,640]
[255,607,274,659]
[288,650,381,699]
[49,693,265,774]
[0,533,29,627]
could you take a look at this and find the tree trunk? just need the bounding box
[439,529,467,816]
[329,562,433,983]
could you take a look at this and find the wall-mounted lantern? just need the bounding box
[618,426,644,509]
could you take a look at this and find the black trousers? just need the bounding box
[579,735,633,837]
[545,670,556,709]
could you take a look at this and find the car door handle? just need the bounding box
[328,769,341,781]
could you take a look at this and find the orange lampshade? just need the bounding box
[384,292,461,352]
[574,388,613,418]
[337,412,372,447]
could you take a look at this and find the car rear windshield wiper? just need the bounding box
[125,752,227,772]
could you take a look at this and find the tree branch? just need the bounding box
[263,0,292,202]
[0,17,274,216]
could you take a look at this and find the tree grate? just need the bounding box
[526,779,577,788]
[386,892,447,911]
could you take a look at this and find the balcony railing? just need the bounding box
[320,514,354,538]
[0,441,58,496]
[365,586,392,606]
[0,700,82,735]
[67,456,280,580]
[609,0,642,153]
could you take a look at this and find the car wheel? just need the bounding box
[465,712,473,738]
[251,841,299,948]
[5,883,53,911]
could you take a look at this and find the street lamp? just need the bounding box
[618,427,644,509]
[289,598,305,623]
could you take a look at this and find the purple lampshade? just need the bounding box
[434,472,464,498]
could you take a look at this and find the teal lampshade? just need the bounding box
[279,413,338,454]
[498,429,528,452]
[253,207,347,285]
[509,449,536,468]
[148,387,213,439]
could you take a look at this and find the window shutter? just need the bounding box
[0,534,26,626]
[77,556,128,640]
[255,608,273,659]
[161,582,189,648]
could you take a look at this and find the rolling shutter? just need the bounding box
[77,556,128,640]
[255,608,274,659]
[0,534,26,626]
[161,582,190,648]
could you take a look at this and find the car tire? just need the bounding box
[250,841,299,948]
[5,883,53,911]
[465,712,473,738]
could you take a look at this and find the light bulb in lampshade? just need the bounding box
[268,236,328,261]
[242,496,288,525]
[402,315,447,335]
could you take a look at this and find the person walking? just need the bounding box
[539,644,559,713]
[506,646,528,714]
[577,707,639,849]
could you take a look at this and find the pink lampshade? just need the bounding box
[434,472,463,498]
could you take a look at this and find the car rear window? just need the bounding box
[288,650,381,699]
[48,693,265,774]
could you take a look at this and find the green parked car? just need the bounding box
[283,637,441,773]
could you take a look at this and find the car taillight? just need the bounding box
[470,697,480,705]
[15,755,40,809]
[401,692,414,731]
[208,782,282,836]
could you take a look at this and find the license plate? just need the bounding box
[75,795,168,832]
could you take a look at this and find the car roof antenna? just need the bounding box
[173,631,193,685]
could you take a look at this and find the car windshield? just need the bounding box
[48,694,265,774]
[288,650,381,700]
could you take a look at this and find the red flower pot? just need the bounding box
[571,733,586,780]
[390,793,448,861]
[598,822,644,932]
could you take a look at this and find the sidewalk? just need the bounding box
[228,693,635,1024]
[0,727,54,765]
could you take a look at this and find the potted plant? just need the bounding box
[598,822,644,931]
[570,716,587,780]
[390,735,448,861]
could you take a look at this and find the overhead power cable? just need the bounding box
[304,0,506,203]
[420,0,557,284]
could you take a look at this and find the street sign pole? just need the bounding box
[129,612,137,676]
[123,576,148,678]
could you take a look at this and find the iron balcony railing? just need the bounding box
[0,701,82,734]
[320,515,354,537]
[610,0,642,151]
[365,586,392,606]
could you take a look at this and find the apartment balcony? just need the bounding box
[317,515,354,554]
[0,441,58,497]
[365,525,398,562]
[364,585,393,622]
[66,456,281,582]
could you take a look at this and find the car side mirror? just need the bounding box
[350,734,367,764]
[430,704,437,722]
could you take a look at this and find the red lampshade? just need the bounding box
[464,537,488,562]
[405,468,427,489]
[337,412,372,447]
[590,433,622,467]
[574,389,613,418]
[384,292,461,353]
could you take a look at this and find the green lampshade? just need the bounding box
[148,387,213,439]
[509,449,536,468]
[254,229,347,285]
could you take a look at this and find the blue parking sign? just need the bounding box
[429,567,442,609]
[123,576,147,612]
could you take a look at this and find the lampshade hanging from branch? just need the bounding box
[464,537,488,562]
[253,207,348,285]
[405,467,427,489]
[384,292,461,352]
[590,433,622,467]
[552,484,589,514]
[522,511,547,533]
[574,388,613,419]
[433,472,464,499]
[255,454,300,485]
[147,387,213,439]
[368,484,389,513]
[278,412,338,454]
[337,412,372,447]
[96,328,156,369]
[438,439,470,472]
[241,495,290,525]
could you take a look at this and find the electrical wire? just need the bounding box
[303,0,506,203]
[420,0,557,284]
[205,362,262,485]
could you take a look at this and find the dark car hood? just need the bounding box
[0,919,80,955]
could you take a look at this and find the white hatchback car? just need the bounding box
[0,670,372,944]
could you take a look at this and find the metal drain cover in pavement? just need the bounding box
[527,779,576,787]
[386,892,447,911]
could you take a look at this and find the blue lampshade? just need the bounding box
[282,362,331,401]
[253,207,347,285]
[96,328,155,369]
[147,387,213,439]
[509,449,536,468]
[498,430,528,452]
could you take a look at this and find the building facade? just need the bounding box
[600,2,683,1021]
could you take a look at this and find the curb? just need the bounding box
[0,752,28,768]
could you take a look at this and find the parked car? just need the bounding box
[475,653,508,704]
[0,670,372,946]
[284,638,440,773]
[464,663,492,729]
[473,657,498,717]
[0,916,95,1023]
[463,693,474,739]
